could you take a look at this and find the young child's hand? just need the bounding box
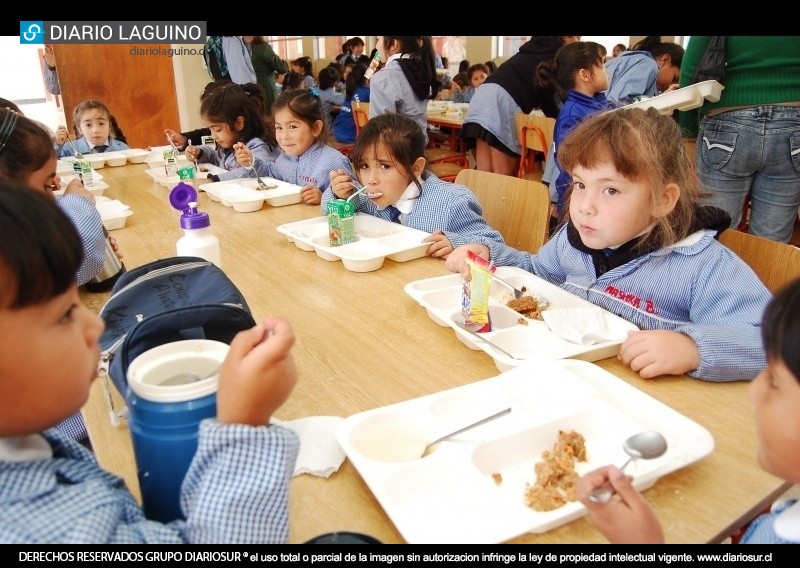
[55,125,69,145]
[328,169,356,200]
[618,329,700,379]
[445,244,490,273]
[164,129,187,150]
[216,317,297,427]
[108,234,123,260]
[233,142,254,167]
[185,143,202,163]
[300,185,322,206]
[424,230,454,258]
[63,178,95,203]
[577,465,665,544]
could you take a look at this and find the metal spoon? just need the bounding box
[161,364,221,387]
[588,430,668,503]
[421,407,511,457]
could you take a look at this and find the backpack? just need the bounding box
[203,36,229,80]
[98,256,255,402]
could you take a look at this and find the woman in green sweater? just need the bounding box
[243,36,288,114]
[678,36,800,244]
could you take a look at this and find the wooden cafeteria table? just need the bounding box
[80,162,788,544]
[426,108,464,152]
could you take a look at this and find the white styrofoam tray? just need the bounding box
[336,358,714,544]
[145,165,227,188]
[94,196,133,230]
[202,176,303,209]
[621,80,724,115]
[144,144,191,165]
[56,159,104,178]
[58,171,104,183]
[404,266,638,372]
[276,213,432,272]
[53,179,109,197]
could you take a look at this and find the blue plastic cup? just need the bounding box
[126,339,228,523]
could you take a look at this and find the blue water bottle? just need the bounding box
[126,339,227,523]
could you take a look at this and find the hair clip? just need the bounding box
[307,87,320,100]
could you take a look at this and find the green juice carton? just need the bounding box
[72,157,94,187]
[177,165,196,187]
[327,199,356,246]
[164,148,179,176]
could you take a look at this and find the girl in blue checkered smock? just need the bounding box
[237,88,354,207]
[324,112,503,259]
[574,276,800,544]
[446,107,772,383]
[185,83,281,183]
[0,183,300,543]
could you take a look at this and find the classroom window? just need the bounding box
[495,36,530,57]
[266,36,304,61]
[315,36,349,59]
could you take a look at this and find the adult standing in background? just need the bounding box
[678,36,800,244]
[243,36,288,113]
[604,36,683,107]
[459,36,570,177]
[222,36,256,84]
[41,44,60,96]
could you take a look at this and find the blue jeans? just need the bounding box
[696,105,800,243]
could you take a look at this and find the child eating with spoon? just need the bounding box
[325,113,503,259]
[577,276,800,544]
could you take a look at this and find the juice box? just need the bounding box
[327,199,356,246]
[177,165,196,187]
[164,148,179,176]
[72,157,94,187]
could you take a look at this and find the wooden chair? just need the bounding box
[352,102,369,137]
[515,113,556,182]
[718,229,800,293]
[429,161,466,183]
[456,168,551,253]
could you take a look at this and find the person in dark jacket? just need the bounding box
[459,36,575,176]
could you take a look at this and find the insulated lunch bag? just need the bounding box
[97,256,256,402]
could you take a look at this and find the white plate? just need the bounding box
[404,267,638,371]
[336,358,714,544]
[620,80,724,115]
[202,177,302,208]
[276,214,432,272]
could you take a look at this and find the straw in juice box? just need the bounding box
[461,250,495,332]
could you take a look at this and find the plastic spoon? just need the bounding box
[588,430,668,503]
[422,407,511,457]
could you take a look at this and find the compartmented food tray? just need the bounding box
[276,213,431,272]
[202,177,303,209]
[336,359,714,544]
[621,80,724,115]
[145,165,227,188]
[404,266,638,372]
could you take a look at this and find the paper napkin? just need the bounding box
[542,306,620,345]
[273,416,346,478]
